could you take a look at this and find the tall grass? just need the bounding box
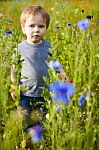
[0,0,99,149]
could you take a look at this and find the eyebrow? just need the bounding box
[29,23,45,26]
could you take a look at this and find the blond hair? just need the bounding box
[20,5,50,29]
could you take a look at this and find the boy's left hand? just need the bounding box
[60,68,69,82]
[10,84,17,100]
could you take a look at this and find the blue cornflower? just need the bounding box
[48,60,62,72]
[54,93,69,104]
[67,22,72,27]
[77,20,90,30]
[49,80,75,104]
[78,95,86,106]
[27,125,43,143]
[3,30,12,35]
[49,81,67,93]
[96,20,99,24]
[65,82,75,100]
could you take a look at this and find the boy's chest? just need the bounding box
[20,47,49,62]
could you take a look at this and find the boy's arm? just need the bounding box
[10,65,17,100]
[48,60,69,82]
[11,65,16,82]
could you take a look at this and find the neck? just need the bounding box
[26,40,42,45]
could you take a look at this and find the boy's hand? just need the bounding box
[10,84,17,100]
[60,68,69,82]
[11,91,16,100]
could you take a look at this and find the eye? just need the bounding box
[29,24,35,28]
[39,25,45,28]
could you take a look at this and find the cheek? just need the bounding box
[26,29,32,35]
[41,29,46,34]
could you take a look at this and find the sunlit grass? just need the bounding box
[0,0,99,149]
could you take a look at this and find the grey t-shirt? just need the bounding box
[18,40,51,97]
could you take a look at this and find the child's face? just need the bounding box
[22,14,47,44]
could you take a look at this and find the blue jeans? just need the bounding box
[19,95,47,114]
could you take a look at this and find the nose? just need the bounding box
[34,26,39,32]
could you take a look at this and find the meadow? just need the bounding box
[0,0,99,149]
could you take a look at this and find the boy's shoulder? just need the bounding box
[18,40,26,47]
[43,40,51,48]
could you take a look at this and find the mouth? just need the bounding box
[33,35,40,38]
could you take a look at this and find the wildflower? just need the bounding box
[86,15,92,20]
[46,113,49,120]
[55,26,60,29]
[96,20,99,24]
[67,22,72,27]
[74,8,79,14]
[3,30,12,35]
[27,125,43,143]
[77,20,90,30]
[55,21,59,24]
[69,80,73,83]
[65,82,75,100]
[48,60,62,72]
[56,11,59,14]
[54,93,69,104]
[78,95,86,106]
[81,9,84,13]
[56,105,61,112]
[78,91,93,107]
[50,7,54,11]
[49,80,75,104]
[49,81,66,93]
[0,13,3,17]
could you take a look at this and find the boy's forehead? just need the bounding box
[26,14,46,25]
[26,13,46,23]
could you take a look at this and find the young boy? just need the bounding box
[10,6,67,140]
[11,5,51,114]
[11,5,66,114]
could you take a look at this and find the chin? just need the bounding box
[32,41,40,44]
[33,39,41,43]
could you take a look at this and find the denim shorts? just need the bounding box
[19,95,47,114]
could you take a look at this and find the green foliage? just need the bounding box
[0,0,99,149]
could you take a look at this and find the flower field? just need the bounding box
[0,0,99,150]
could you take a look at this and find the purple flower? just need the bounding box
[86,15,92,20]
[49,81,75,104]
[55,26,60,29]
[3,30,12,35]
[77,20,90,30]
[27,125,43,143]
[78,95,86,106]
[48,60,62,71]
